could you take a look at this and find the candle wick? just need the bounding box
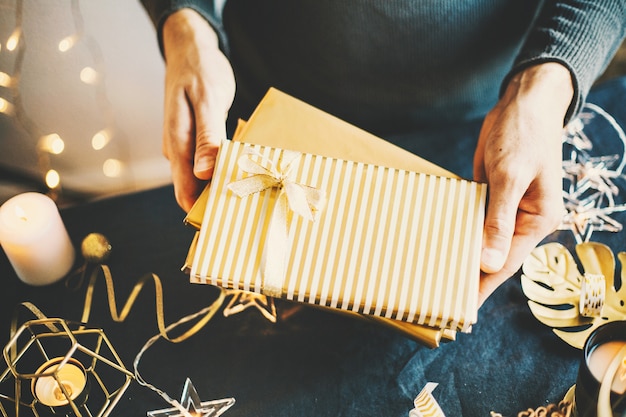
[54,383,73,401]
[14,205,28,222]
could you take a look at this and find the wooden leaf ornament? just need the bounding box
[521,242,626,349]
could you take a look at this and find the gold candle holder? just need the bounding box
[0,317,133,416]
[32,356,89,410]
[571,321,626,417]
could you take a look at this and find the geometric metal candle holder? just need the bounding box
[0,318,133,417]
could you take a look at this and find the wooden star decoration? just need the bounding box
[223,290,277,323]
[559,105,626,243]
[562,115,592,151]
[147,378,235,417]
[560,198,626,243]
[563,152,622,205]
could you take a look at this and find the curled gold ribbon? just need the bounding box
[228,148,325,297]
[9,261,226,358]
[9,302,60,361]
[79,264,225,343]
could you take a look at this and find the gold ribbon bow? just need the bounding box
[228,148,326,297]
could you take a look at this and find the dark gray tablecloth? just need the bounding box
[1,76,625,417]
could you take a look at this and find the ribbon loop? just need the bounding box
[227,147,326,296]
[228,174,281,198]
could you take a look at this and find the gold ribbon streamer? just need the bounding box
[9,302,60,361]
[9,260,226,360]
[79,264,225,343]
[228,148,325,297]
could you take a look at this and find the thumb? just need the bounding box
[481,184,520,274]
[193,101,228,180]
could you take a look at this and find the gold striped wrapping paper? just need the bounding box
[190,140,487,332]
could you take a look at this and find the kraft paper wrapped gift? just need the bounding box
[184,89,487,334]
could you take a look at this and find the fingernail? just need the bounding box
[481,248,505,273]
[195,159,214,175]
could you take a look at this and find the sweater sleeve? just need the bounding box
[503,0,626,123]
[139,0,229,57]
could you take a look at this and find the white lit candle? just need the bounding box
[588,340,626,394]
[32,358,87,407]
[0,192,75,285]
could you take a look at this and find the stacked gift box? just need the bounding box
[183,88,487,347]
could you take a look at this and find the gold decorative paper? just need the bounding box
[189,139,486,332]
[521,241,626,349]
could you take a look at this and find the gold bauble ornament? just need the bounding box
[80,233,112,264]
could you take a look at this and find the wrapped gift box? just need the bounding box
[184,89,487,334]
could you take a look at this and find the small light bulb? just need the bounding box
[50,138,65,154]
[80,67,99,84]
[6,28,20,51]
[45,170,61,189]
[0,72,12,87]
[91,129,110,150]
[39,134,65,155]
[103,159,123,178]
[58,35,75,52]
[0,98,14,115]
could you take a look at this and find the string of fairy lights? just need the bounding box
[0,0,127,202]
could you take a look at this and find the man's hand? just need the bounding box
[162,8,236,212]
[474,62,574,305]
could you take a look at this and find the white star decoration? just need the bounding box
[147,378,235,417]
[559,103,626,243]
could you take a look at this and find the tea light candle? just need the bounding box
[32,358,88,407]
[0,192,75,285]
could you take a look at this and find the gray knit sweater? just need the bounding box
[141,0,626,136]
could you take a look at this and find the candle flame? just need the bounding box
[14,205,27,222]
